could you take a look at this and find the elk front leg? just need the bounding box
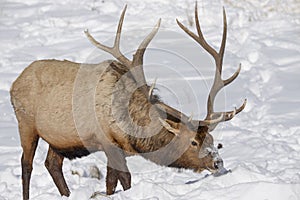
[105,146,131,195]
[106,166,131,195]
[45,147,70,197]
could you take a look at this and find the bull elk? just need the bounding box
[10,3,246,200]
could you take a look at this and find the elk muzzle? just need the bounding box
[211,153,231,177]
[201,146,227,174]
[213,159,224,170]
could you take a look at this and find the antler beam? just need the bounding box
[176,2,246,128]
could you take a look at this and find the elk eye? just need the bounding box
[217,143,223,149]
[191,141,198,146]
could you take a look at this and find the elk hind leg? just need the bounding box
[45,147,70,197]
[19,124,39,200]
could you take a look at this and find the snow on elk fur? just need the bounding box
[10,4,246,200]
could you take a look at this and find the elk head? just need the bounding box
[154,2,247,174]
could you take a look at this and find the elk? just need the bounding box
[10,3,246,200]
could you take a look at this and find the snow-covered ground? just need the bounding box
[1,0,300,199]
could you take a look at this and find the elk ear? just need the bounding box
[159,118,180,136]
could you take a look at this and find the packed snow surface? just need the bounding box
[0,0,300,199]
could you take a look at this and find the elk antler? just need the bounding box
[176,2,246,129]
[84,5,161,95]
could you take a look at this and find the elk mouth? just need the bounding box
[195,166,218,174]
[206,167,218,174]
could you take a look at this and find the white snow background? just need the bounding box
[1,0,300,199]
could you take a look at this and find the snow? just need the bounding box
[1,0,300,199]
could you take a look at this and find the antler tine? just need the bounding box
[114,5,127,50]
[218,7,227,66]
[224,107,237,121]
[84,5,131,67]
[200,114,224,126]
[194,2,218,59]
[133,19,161,67]
[237,99,247,113]
[132,19,161,94]
[131,19,161,98]
[223,63,241,86]
[148,78,157,99]
[216,98,247,122]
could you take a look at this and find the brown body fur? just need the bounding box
[11,59,218,199]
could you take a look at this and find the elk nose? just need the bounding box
[214,159,224,170]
